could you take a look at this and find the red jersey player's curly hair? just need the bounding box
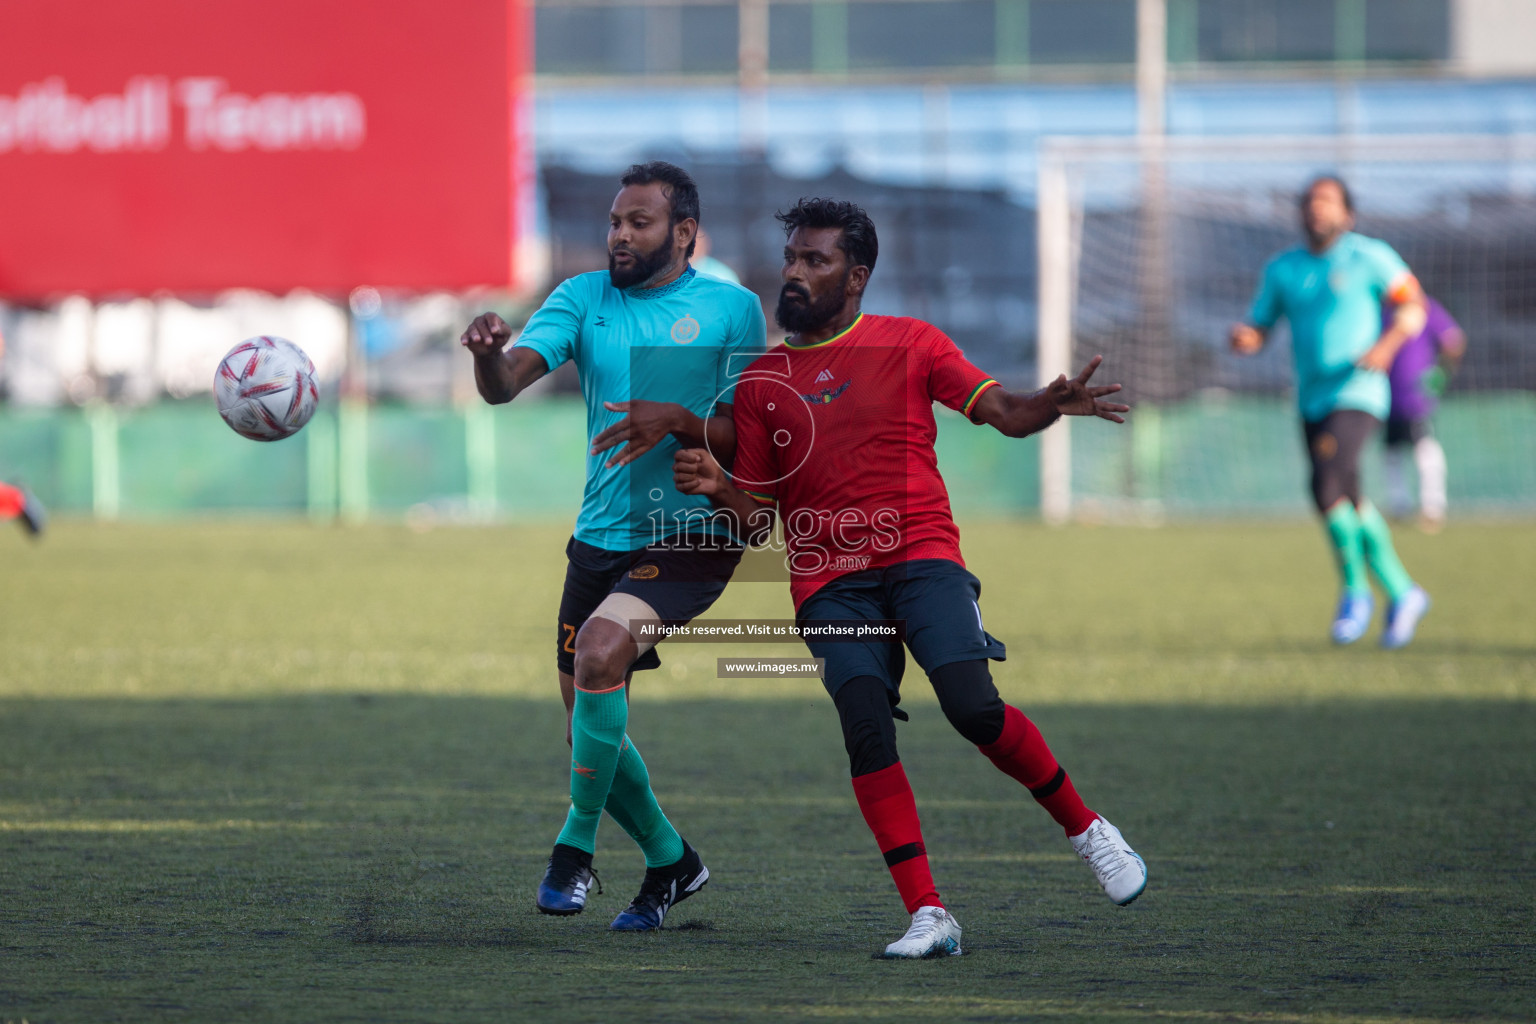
[775,197,879,274]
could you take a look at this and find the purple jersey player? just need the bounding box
[1383,296,1465,530]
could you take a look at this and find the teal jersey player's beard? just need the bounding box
[609,236,675,290]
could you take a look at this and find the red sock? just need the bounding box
[0,484,22,518]
[850,762,943,913]
[978,705,1098,836]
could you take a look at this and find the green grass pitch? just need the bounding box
[1,521,1533,1023]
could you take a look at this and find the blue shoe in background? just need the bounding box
[1331,591,1374,645]
[1381,586,1431,650]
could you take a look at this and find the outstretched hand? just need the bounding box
[591,400,683,468]
[1046,355,1129,423]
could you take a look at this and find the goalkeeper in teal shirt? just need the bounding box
[1230,175,1431,649]
[461,162,765,930]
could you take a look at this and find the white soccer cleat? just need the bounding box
[879,905,963,959]
[1070,816,1147,906]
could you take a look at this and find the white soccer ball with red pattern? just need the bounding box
[214,336,320,442]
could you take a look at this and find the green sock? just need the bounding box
[1324,502,1370,595]
[605,736,684,868]
[1357,500,1416,602]
[600,766,643,844]
[555,687,628,854]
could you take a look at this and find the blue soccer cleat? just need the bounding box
[609,840,709,931]
[1330,591,1374,645]
[536,842,600,915]
[1381,585,1431,650]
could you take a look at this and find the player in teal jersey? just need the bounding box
[1231,176,1431,648]
[461,162,766,929]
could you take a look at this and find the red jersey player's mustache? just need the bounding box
[780,284,810,301]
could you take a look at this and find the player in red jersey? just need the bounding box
[674,198,1145,958]
[0,481,44,537]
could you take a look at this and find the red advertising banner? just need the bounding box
[0,0,527,297]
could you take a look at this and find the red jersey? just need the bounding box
[730,313,999,609]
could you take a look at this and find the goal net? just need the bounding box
[1036,135,1536,523]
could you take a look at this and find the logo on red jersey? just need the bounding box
[800,379,851,404]
[815,369,835,382]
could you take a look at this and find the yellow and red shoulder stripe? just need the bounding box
[741,488,777,506]
[961,378,1000,418]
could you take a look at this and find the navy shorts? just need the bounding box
[556,533,743,675]
[796,559,1007,702]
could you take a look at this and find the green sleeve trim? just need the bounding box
[962,378,1000,418]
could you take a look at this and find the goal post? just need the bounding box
[1036,154,1074,526]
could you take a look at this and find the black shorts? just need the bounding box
[556,533,744,675]
[795,559,1007,701]
[1384,416,1432,447]
[1302,409,1379,511]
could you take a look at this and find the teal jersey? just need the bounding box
[1247,232,1412,422]
[514,266,766,551]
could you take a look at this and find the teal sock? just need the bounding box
[1357,500,1415,602]
[606,736,685,868]
[1324,502,1370,595]
[598,738,654,848]
[601,761,644,843]
[555,687,628,854]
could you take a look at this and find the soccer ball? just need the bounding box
[214,336,320,442]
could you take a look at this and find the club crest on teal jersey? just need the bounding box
[671,315,701,344]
